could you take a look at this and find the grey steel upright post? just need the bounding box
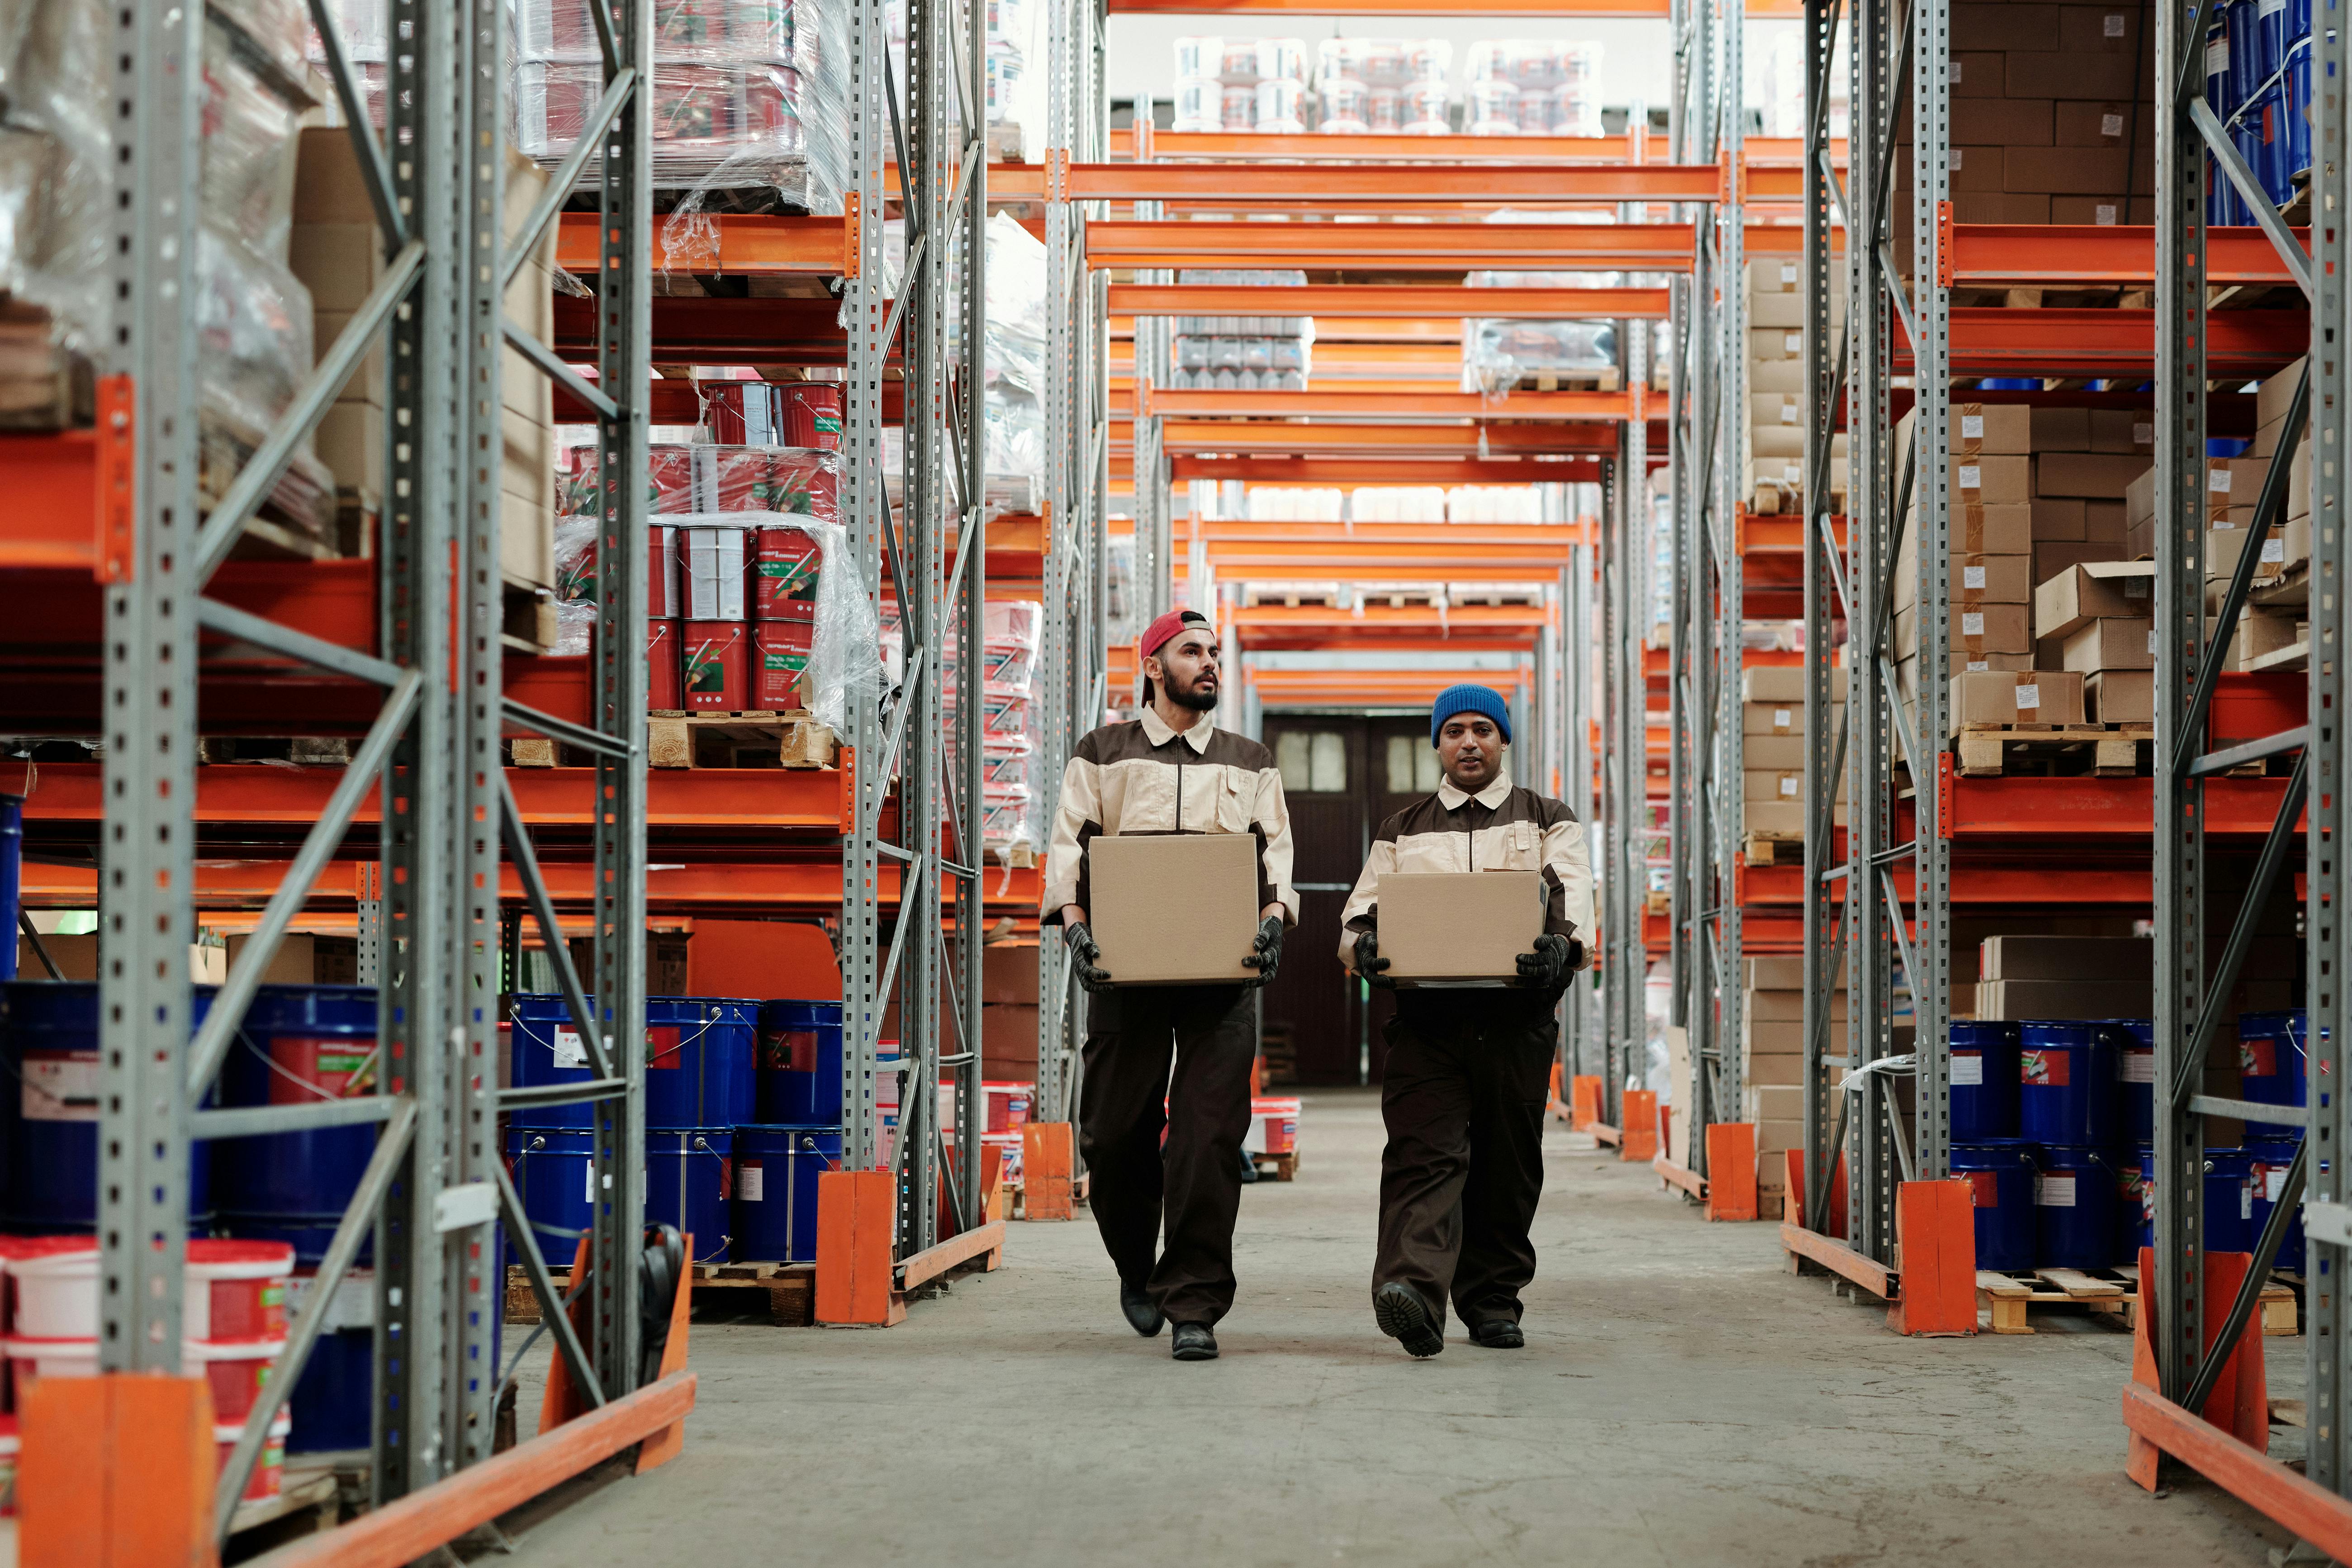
[951,0,989,1232]
[97,0,205,1379]
[1619,340,1652,1129]
[1598,462,1626,1119]
[1035,0,1076,1117]
[1712,0,1747,1170]
[1565,545,1597,1080]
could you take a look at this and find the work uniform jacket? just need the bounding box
[1041,709,1299,928]
[1337,776,1593,1022]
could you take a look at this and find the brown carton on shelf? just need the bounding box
[2059,616,2154,673]
[2005,50,2140,98]
[2087,409,2155,455]
[1954,192,2053,224]
[1088,834,1260,985]
[1744,734,1809,770]
[2233,610,2305,669]
[1742,769,1804,804]
[1740,666,1848,703]
[1980,933,2153,982]
[1745,988,1848,1023]
[1746,291,1806,329]
[2030,406,2091,452]
[1948,454,2032,505]
[1744,955,1850,989]
[1932,502,2033,555]
[1947,145,2009,192]
[2031,497,2087,540]
[2086,669,2153,723]
[1376,871,1544,986]
[1949,51,2008,95]
[2050,196,2157,226]
[1949,670,2086,730]
[2258,357,2305,429]
[2059,4,2143,53]
[1895,601,2034,658]
[2084,501,2129,546]
[1897,401,2034,455]
[1954,97,2052,145]
[2035,452,2151,500]
[1893,553,2032,611]
[2002,145,2136,194]
[1954,2,2063,48]
[2053,99,2149,146]
[1976,979,2152,1020]
[2034,540,2124,583]
[2206,525,2287,587]
[1743,699,1803,737]
[2036,560,2157,640]
[1748,327,1806,362]
[1740,801,1810,837]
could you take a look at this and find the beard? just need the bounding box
[1165,669,1219,711]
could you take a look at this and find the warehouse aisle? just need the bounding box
[501,1092,2290,1567]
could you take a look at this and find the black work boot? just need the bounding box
[1120,1279,1165,1338]
[1170,1322,1219,1361]
[1374,1281,1444,1358]
[1469,1318,1525,1349]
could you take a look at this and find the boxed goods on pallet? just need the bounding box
[1459,213,1625,397]
[1737,954,1849,1218]
[1166,269,1314,393]
[1737,666,1847,839]
[1315,38,1451,134]
[1171,35,1313,133]
[1743,260,1847,514]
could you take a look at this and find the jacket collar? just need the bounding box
[1139,707,1216,754]
[1436,775,1514,811]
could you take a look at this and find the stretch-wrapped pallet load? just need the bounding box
[1742,259,1846,516]
[511,0,849,211]
[983,212,1046,514]
[1738,666,1847,844]
[0,0,335,535]
[1167,269,1313,393]
[1464,41,1602,137]
[1171,35,1311,133]
[887,0,1038,157]
[1314,38,1451,134]
[1459,209,1621,397]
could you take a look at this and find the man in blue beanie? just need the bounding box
[1336,682,1592,1357]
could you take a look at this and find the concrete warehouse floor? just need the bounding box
[500,1089,2300,1567]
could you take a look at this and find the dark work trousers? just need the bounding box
[1374,1004,1556,1329]
[1078,983,1256,1326]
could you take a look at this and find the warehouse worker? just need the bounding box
[1339,684,1592,1358]
[1043,607,1298,1364]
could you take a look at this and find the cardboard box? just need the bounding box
[2035,540,2125,583]
[2060,616,2154,673]
[1743,734,1809,770]
[1375,871,1544,986]
[1745,258,1802,294]
[2085,669,2152,724]
[1740,666,1848,703]
[1893,553,2032,611]
[1953,98,2052,145]
[2030,406,2090,452]
[2258,357,2305,430]
[2087,409,2155,455]
[1090,834,1260,985]
[1750,392,1804,431]
[2084,501,2129,545]
[1895,602,2033,657]
[2004,50,2139,99]
[1749,327,1807,361]
[1745,988,1848,1022]
[2036,452,2150,499]
[1949,455,2032,505]
[1949,670,2086,730]
[1746,292,1806,329]
[1976,979,2152,1020]
[1741,1017,1806,1055]
[1741,801,1808,837]
[2051,196,2155,226]
[1744,955,1849,989]
[2207,524,2287,585]
[2036,560,2157,640]
[1953,193,2051,225]
[1979,933,2153,982]
[17,934,227,984]
[1949,504,2034,556]
[1749,359,1806,394]
[2234,611,2305,669]
[1948,51,2008,95]
[1947,145,2011,192]
[682,620,747,711]
[2059,5,2143,53]
[2054,99,2150,145]
[1743,700,1804,737]
[2002,146,2136,194]
[1953,2,2062,49]
[2030,497,2086,540]
[1743,769,1804,804]
[1898,401,2033,455]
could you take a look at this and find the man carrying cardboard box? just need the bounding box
[1041,608,1298,1363]
[1337,685,1593,1359]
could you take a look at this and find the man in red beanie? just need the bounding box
[1041,607,1297,1363]
[1338,683,1591,1359]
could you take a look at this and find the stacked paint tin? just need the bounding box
[737,1000,848,1263]
[506,995,760,1265]
[2205,0,2313,227]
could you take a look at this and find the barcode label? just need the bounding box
[2037,1174,2078,1208]
[2105,11,2128,33]
[1773,708,1792,727]
[2211,467,2233,492]
[2102,113,2125,137]
[2096,204,2118,225]
[1958,464,1982,489]
[2262,537,2285,563]
[2015,683,2041,709]
[1962,612,1986,635]
[1963,565,1987,589]
[1961,413,1984,439]
[1966,659,1989,672]
[1779,776,1798,796]
[1784,332,1802,353]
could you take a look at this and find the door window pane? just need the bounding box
[1276,731,1312,793]
[1309,731,1346,792]
[1416,748,1442,792]
[1385,735,1415,793]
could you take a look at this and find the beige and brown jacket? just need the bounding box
[1041,710,1298,927]
[1338,776,1594,967]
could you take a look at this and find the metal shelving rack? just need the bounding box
[84,0,654,1520]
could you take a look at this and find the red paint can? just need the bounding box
[752,612,815,708]
[749,523,822,617]
[682,621,746,711]
[782,384,843,449]
[647,619,683,711]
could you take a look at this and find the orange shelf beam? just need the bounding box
[1897,307,2306,378]
[1159,420,1622,457]
[1232,603,1547,634]
[1107,0,1802,14]
[1251,669,1527,706]
[556,211,849,275]
[1085,219,1700,272]
[1169,455,1613,484]
[1106,130,1820,163]
[1948,223,2308,285]
[0,430,105,573]
[1111,284,1674,320]
[996,161,1763,204]
[1143,388,1638,422]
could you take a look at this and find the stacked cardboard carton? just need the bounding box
[1743,259,1847,516]
[1972,934,2150,1019]
[1891,402,2048,726]
[1739,666,1847,843]
[1740,955,1842,1219]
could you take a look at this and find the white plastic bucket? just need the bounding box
[6,1241,99,1339]
[213,1412,293,1503]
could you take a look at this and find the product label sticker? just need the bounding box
[551,1026,587,1067]
[1779,776,1797,796]
[2242,1182,2255,1222]
[2262,537,2285,563]
[2120,1049,2156,1084]
[2106,9,2127,31]
[286,1272,375,1331]
[2149,628,2160,654]
[2266,1167,2290,1201]
[1962,612,1986,635]
[2102,112,2125,137]
[1781,263,1798,284]
[2021,1048,2070,1087]
[1950,147,1965,169]
[1949,58,1963,81]
[2095,204,2118,225]
[2211,468,2233,492]
[738,1162,764,1203]
[2135,422,2154,444]
[1958,464,1982,490]
[1966,659,1989,672]
[1964,565,1987,589]
[1951,1052,1984,1086]
[1781,403,1797,423]
[2037,1174,2078,1208]
[2015,683,2041,709]
[1773,707,1792,727]
[1784,333,1802,354]
[22,1051,99,1122]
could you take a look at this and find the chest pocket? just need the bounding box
[1495,820,1543,869]
[1213,770,1255,832]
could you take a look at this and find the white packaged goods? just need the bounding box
[1164,269,1314,393]
[1463,41,1603,136]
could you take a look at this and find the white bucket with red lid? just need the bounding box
[3,1237,99,1339]
[213,1411,293,1503]
[183,1335,286,1424]
[3,1335,99,1402]
[185,1239,293,1341]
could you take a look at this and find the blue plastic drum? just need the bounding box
[2034,1146,2122,1268]
[2227,0,2263,107]
[1952,1142,2038,1271]
[0,982,216,1230]
[1950,1021,2021,1142]
[2256,0,2288,76]
[2236,1009,2307,1138]
[2018,1021,2117,1148]
[2134,1145,2256,1255]
[755,1000,844,1124]
[215,985,381,1265]
[508,995,758,1130]
[2247,1137,2307,1267]
[646,1129,733,1263]
[730,1126,841,1264]
[2107,1018,2156,1144]
[2285,38,2311,184]
[505,1126,597,1246]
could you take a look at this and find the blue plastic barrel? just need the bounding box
[2209,18,2239,118]
[1952,1142,2038,1270]
[2106,1018,2156,1143]
[755,1000,844,1124]
[730,1126,841,1263]
[0,796,20,983]
[2285,38,2311,183]
[1949,1021,2020,1142]
[2247,1136,2306,1266]
[2234,95,2273,212]
[2134,1145,2256,1255]
[2034,1146,2122,1268]
[0,982,217,1230]
[2236,1009,2307,1138]
[2228,0,2263,106]
[2290,0,2309,46]
[215,985,380,1265]
[2018,1021,2117,1148]
[646,1129,732,1263]
[504,1126,597,1246]
[508,995,757,1130]
[283,1269,376,1454]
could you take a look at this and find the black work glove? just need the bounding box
[1064,921,1113,994]
[1243,914,1284,988]
[1352,929,1395,990]
[1517,932,1574,989]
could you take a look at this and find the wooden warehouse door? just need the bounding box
[1258,715,1446,1085]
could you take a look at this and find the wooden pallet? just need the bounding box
[1496,367,1621,393]
[645,711,836,769]
[1976,1266,2299,1336]
[505,1260,817,1326]
[1250,1151,1298,1181]
[502,577,560,655]
[1953,723,2152,778]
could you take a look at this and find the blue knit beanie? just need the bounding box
[1430,683,1511,746]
